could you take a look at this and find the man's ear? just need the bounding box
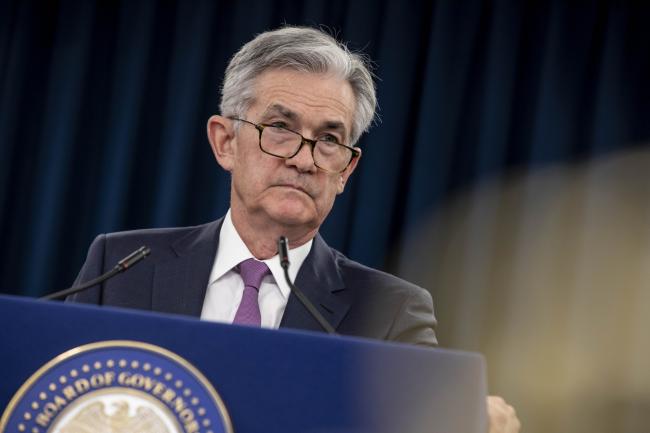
[207,115,236,172]
[337,147,362,194]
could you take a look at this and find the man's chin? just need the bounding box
[264,201,318,228]
[269,210,315,227]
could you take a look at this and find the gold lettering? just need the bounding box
[141,375,155,391]
[185,420,199,433]
[35,413,50,428]
[173,397,187,413]
[178,407,193,421]
[62,385,77,400]
[74,378,90,394]
[90,374,104,388]
[152,382,165,396]
[118,372,130,385]
[104,371,115,386]
[43,402,58,416]
[161,389,176,403]
[131,374,145,388]
[53,395,67,410]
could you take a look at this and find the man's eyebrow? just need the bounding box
[261,103,349,138]
[260,104,297,120]
[322,121,346,133]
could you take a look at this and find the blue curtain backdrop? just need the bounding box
[2,1,650,432]
[2,0,648,297]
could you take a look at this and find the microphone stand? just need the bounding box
[41,246,151,301]
[278,236,336,335]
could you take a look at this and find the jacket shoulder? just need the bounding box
[68,220,221,307]
[326,247,438,346]
[103,222,213,245]
[332,249,425,295]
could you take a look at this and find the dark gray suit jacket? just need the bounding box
[69,218,437,346]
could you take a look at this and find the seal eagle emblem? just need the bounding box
[0,340,233,433]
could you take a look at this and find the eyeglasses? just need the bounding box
[229,117,360,173]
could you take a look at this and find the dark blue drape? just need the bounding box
[3,2,650,432]
[1,0,649,296]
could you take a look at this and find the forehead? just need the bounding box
[249,69,356,133]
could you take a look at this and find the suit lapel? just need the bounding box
[280,234,351,333]
[151,219,223,317]
[149,220,351,331]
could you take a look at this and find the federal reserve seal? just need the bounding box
[0,340,233,433]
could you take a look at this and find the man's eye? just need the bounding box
[269,121,288,128]
[319,134,340,144]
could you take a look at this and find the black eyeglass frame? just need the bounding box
[229,117,360,174]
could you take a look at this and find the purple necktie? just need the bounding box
[232,258,270,326]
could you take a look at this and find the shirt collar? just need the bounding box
[209,210,313,300]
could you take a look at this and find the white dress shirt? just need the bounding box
[200,210,313,329]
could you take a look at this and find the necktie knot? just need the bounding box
[238,258,270,290]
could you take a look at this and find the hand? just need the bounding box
[487,395,520,433]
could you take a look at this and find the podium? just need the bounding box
[0,295,487,433]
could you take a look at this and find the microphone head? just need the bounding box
[117,245,151,271]
[277,236,290,269]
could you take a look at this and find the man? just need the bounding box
[70,26,520,433]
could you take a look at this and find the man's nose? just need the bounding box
[286,140,317,173]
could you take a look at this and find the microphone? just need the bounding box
[277,236,336,335]
[40,246,151,301]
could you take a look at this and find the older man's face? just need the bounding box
[217,69,360,233]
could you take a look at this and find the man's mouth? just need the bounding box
[275,184,312,196]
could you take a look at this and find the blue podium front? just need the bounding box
[0,295,487,433]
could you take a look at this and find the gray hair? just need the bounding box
[220,26,377,146]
